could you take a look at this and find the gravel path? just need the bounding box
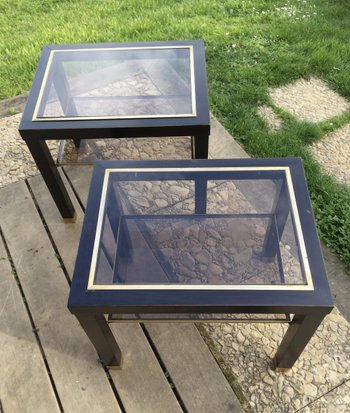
[310,123,350,185]
[269,76,350,123]
[258,76,350,187]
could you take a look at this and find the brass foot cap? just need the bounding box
[63,211,78,223]
[107,355,123,370]
[273,356,292,373]
[275,367,292,373]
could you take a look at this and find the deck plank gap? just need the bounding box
[102,364,127,413]
[140,324,188,413]
[0,226,65,413]
[25,179,71,286]
[62,167,87,212]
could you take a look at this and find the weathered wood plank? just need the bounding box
[28,170,84,277]
[64,166,243,413]
[29,171,183,413]
[108,323,183,413]
[145,324,243,413]
[0,238,60,413]
[63,165,93,207]
[0,181,121,413]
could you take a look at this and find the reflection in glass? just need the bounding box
[91,168,309,288]
[35,47,194,120]
[55,137,192,164]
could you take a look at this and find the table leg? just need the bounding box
[274,312,326,371]
[191,135,209,159]
[26,139,76,220]
[75,313,122,368]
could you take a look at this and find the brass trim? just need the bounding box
[33,50,54,121]
[107,365,123,370]
[32,45,196,121]
[284,168,313,289]
[107,314,292,324]
[107,356,123,370]
[91,284,313,291]
[87,166,314,291]
[273,356,291,372]
[34,113,196,121]
[189,46,196,117]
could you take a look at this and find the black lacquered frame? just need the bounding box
[19,41,210,220]
[68,158,333,371]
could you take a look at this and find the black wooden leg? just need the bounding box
[274,312,326,371]
[26,139,76,221]
[191,135,209,159]
[75,312,122,368]
[73,138,81,148]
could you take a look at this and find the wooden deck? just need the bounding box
[0,166,243,413]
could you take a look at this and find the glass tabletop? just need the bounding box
[88,166,313,291]
[33,46,195,121]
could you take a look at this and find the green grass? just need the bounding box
[1,0,350,268]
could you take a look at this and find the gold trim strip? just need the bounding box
[32,50,55,121]
[34,113,196,121]
[32,45,196,121]
[189,46,196,118]
[87,166,314,291]
[90,284,314,291]
[103,166,290,172]
[46,45,194,53]
[285,168,313,289]
[88,169,111,289]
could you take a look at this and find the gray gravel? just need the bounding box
[310,123,350,185]
[270,76,350,123]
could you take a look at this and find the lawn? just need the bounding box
[1,0,350,268]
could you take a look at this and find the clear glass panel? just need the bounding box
[206,179,281,214]
[55,136,191,164]
[91,168,309,288]
[280,212,304,284]
[96,216,280,285]
[36,47,194,120]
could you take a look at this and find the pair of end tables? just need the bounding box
[19,40,210,221]
[19,41,333,372]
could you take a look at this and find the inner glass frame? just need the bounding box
[32,46,196,121]
[88,166,314,291]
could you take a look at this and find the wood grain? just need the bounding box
[29,170,182,413]
[0,181,121,413]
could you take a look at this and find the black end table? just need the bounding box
[19,41,210,220]
[68,158,333,371]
